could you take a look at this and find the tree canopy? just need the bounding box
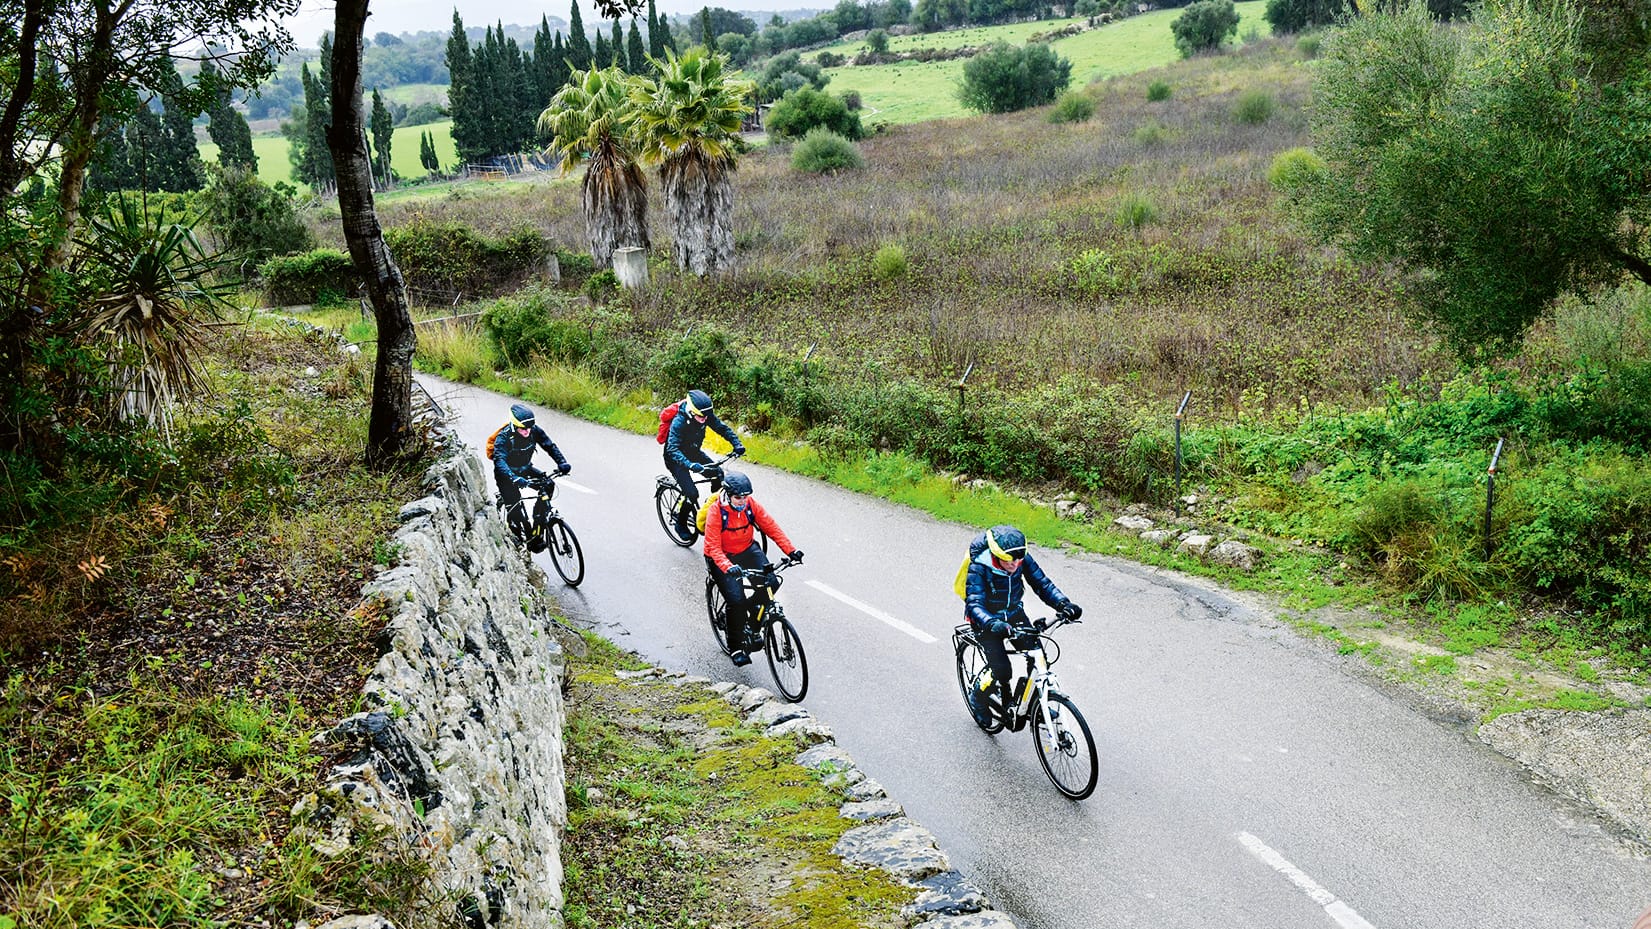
[957,42,1072,114]
[1296,0,1651,355]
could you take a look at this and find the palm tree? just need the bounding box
[538,67,650,270]
[628,48,753,274]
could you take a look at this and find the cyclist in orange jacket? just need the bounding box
[703,471,803,667]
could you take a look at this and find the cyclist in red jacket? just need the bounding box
[703,471,803,667]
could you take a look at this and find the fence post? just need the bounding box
[1484,437,1505,559]
[802,342,817,379]
[1173,391,1191,515]
[955,361,974,410]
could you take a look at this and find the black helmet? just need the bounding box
[509,403,535,428]
[985,525,1026,560]
[685,389,713,417]
[722,471,753,496]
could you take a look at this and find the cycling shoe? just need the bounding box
[731,650,751,667]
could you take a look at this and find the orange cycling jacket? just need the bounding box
[704,497,795,573]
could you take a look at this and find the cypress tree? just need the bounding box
[550,33,570,95]
[293,57,336,191]
[533,16,557,109]
[567,0,593,71]
[593,30,611,72]
[157,59,206,192]
[203,59,258,172]
[420,130,439,173]
[660,16,677,52]
[370,87,394,184]
[699,7,713,50]
[88,115,138,192]
[648,0,664,58]
[627,17,646,72]
[447,12,482,165]
[610,20,625,69]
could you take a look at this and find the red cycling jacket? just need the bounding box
[704,496,795,573]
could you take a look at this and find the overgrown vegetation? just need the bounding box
[0,322,432,927]
[562,632,916,929]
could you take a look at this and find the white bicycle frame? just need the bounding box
[1008,638,1065,735]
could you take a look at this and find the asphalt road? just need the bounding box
[421,373,1651,929]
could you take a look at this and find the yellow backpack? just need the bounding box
[953,556,972,599]
[696,499,714,534]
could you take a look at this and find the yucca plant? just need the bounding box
[539,67,650,270]
[628,48,754,275]
[73,197,234,439]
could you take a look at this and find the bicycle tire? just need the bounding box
[954,640,1004,734]
[655,482,696,547]
[763,612,808,702]
[547,518,585,587]
[704,577,733,655]
[1031,692,1097,800]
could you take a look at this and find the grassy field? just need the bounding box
[378,82,448,106]
[201,119,459,187]
[814,1,1271,123]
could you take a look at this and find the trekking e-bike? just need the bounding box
[953,614,1097,799]
[500,475,585,586]
[705,556,808,701]
[655,451,765,550]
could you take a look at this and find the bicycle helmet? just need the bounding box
[510,403,536,429]
[722,471,753,496]
[985,525,1027,561]
[684,389,714,417]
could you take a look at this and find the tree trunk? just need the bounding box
[330,0,418,466]
[0,0,48,199]
[38,1,116,277]
[582,146,649,269]
[663,151,735,274]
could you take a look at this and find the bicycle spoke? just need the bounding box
[1032,693,1097,800]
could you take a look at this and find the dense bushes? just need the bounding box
[958,42,1073,114]
[766,88,865,141]
[482,286,594,366]
[1172,0,1240,57]
[260,224,555,306]
[791,128,865,174]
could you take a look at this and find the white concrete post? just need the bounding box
[613,246,649,290]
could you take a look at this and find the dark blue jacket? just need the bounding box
[964,544,1067,628]
[493,424,568,485]
[664,407,740,468]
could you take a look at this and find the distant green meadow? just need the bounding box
[811,0,1270,124]
[200,118,459,187]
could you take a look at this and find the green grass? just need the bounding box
[378,83,448,106]
[812,2,1270,124]
[201,120,459,187]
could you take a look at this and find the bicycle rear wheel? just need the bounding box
[655,481,697,547]
[546,518,585,587]
[763,612,808,702]
[1031,693,1097,800]
[954,640,1004,734]
[705,577,732,655]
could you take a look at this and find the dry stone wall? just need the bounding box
[296,425,569,929]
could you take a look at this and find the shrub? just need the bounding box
[259,248,357,307]
[841,90,863,111]
[651,324,740,399]
[1049,91,1096,124]
[1268,147,1326,192]
[583,268,621,303]
[382,221,551,301]
[791,128,864,174]
[866,28,890,54]
[766,88,865,141]
[481,287,592,365]
[872,244,908,280]
[1233,90,1275,124]
[1133,120,1167,145]
[1146,80,1173,101]
[1171,0,1240,57]
[817,51,846,67]
[1296,33,1323,58]
[1115,192,1158,231]
[198,165,313,266]
[957,42,1073,114]
[1265,0,1349,35]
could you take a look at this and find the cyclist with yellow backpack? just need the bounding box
[703,471,803,667]
[962,525,1082,728]
[491,403,572,539]
[663,390,745,533]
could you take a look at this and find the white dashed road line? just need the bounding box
[804,579,938,644]
[1236,831,1377,929]
[556,479,597,495]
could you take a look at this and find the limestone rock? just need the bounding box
[1140,529,1176,547]
[1208,540,1263,571]
[796,743,857,772]
[845,778,887,801]
[767,716,834,744]
[903,870,990,920]
[1114,515,1155,532]
[317,917,398,929]
[749,701,810,728]
[832,818,951,880]
[840,798,903,821]
[1177,533,1214,556]
[739,687,775,711]
[921,912,1021,929]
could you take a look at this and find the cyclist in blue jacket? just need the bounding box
[964,525,1082,729]
[664,389,745,516]
[494,403,571,537]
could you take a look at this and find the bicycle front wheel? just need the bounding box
[763,613,808,702]
[1031,693,1097,800]
[705,577,732,655]
[547,519,585,587]
[954,640,1003,734]
[655,482,696,547]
